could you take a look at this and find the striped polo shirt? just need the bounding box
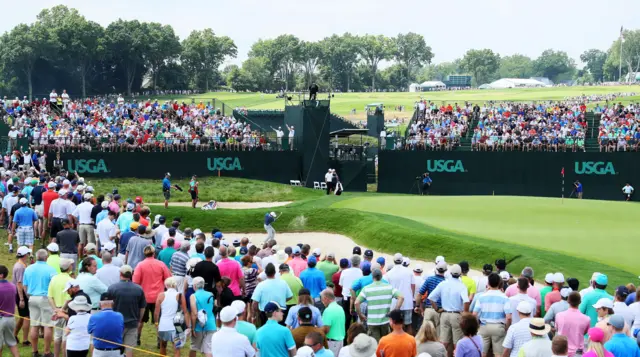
[419,274,445,308]
[473,289,511,324]
[503,318,534,357]
[356,281,402,326]
[169,251,189,276]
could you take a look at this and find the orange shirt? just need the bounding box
[132,257,172,303]
[376,332,417,357]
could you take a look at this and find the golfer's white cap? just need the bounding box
[270,212,277,217]
[435,255,445,264]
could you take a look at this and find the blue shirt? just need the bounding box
[472,290,511,324]
[423,176,432,185]
[264,213,274,226]
[88,309,124,350]
[13,206,37,227]
[119,231,136,255]
[575,183,583,193]
[252,278,293,311]
[116,212,134,234]
[299,267,326,299]
[351,275,388,296]
[315,349,335,357]
[96,209,109,224]
[285,304,324,329]
[626,294,636,305]
[162,178,171,191]
[23,261,58,296]
[419,274,446,308]
[604,333,640,357]
[428,278,470,312]
[194,289,217,332]
[255,320,296,357]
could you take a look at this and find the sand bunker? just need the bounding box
[149,201,292,209]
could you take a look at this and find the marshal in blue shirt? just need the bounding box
[162,177,171,191]
[88,309,124,350]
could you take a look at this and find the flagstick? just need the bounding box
[562,170,565,204]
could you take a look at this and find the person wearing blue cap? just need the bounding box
[300,256,327,304]
[604,314,640,357]
[376,257,386,273]
[255,301,297,357]
[580,274,613,327]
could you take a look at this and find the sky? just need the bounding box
[2,0,639,69]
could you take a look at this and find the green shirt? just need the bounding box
[158,247,176,269]
[540,286,552,316]
[316,261,339,285]
[236,320,257,343]
[280,273,304,306]
[356,281,402,326]
[579,288,613,326]
[47,255,61,274]
[322,301,345,340]
[47,272,72,307]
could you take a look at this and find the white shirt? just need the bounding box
[339,267,363,298]
[50,199,76,219]
[210,326,255,357]
[72,202,95,224]
[579,286,593,297]
[275,129,283,138]
[413,274,425,295]
[380,130,387,138]
[95,264,121,287]
[325,172,333,183]
[61,93,70,103]
[474,275,489,294]
[261,255,279,270]
[49,92,58,101]
[623,185,634,194]
[96,219,117,246]
[508,294,536,324]
[7,130,18,139]
[3,194,17,211]
[384,264,414,309]
[111,256,124,267]
[66,312,91,351]
[614,301,634,328]
[288,129,295,138]
[154,225,168,246]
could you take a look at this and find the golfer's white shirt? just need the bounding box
[623,185,634,194]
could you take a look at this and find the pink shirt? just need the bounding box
[545,290,562,312]
[555,308,590,356]
[217,258,244,296]
[132,258,172,303]
[505,284,541,306]
[109,201,120,214]
[288,257,307,277]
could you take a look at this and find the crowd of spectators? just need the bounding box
[400,101,471,151]
[597,102,640,152]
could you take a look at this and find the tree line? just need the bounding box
[1,5,639,99]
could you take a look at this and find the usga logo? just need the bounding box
[427,160,466,173]
[574,161,616,175]
[207,157,243,171]
[67,159,109,174]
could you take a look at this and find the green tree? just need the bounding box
[298,41,321,88]
[226,66,242,89]
[460,49,501,85]
[358,34,394,91]
[532,49,576,83]
[603,30,640,81]
[241,57,271,91]
[249,35,301,91]
[318,34,359,91]
[498,54,533,79]
[0,23,50,99]
[104,20,150,96]
[143,23,181,90]
[393,33,434,88]
[182,29,237,92]
[579,49,607,82]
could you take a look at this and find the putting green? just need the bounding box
[332,195,640,274]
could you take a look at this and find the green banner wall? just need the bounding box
[378,151,640,201]
[51,151,303,182]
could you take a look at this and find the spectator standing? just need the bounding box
[340,255,363,331]
[189,276,216,357]
[321,288,346,356]
[256,301,297,357]
[0,264,19,357]
[503,301,537,357]
[108,265,146,357]
[555,291,590,357]
[355,267,404,341]
[72,193,96,245]
[95,252,120,287]
[47,258,73,357]
[191,246,222,296]
[540,274,554,316]
[376,309,417,357]
[210,306,256,357]
[551,335,568,357]
[317,253,339,285]
[279,263,303,316]
[125,225,152,269]
[385,253,415,334]
[509,278,537,324]
[158,238,177,268]
[517,318,552,357]
[153,216,168,249]
[170,241,190,292]
[459,261,477,301]
[42,182,58,239]
[291,307,328,349]
[96,211,117,249]
[56,218,81,271]
[428,264,470,352]
[300,256,327,303]
[46,242,61,273]
[88,293,124,357]
[48,190,75,241]
[76,256,108,310]
[65,296,92,357]
[288,246,307,277]
[13,197,38,250]
[232,300,257,344]
[218,245,246,300]
[505,268,541,316]
[456,313,483,357]
[286,288,324,329]
[580,274,613,327]
[252,263,293,324]
[584,327,613,357]
[332,259,348,305]
[417,261,448,331]
[613,286,634,328]
[78,243,102,271]
[544,288,571,325]
[154,277,190,357]
[102,242,123,267]
[545,273,565,313]
[116,203,135,234]
[415,321,446,357]
[472,272,512,357]
[12,246,31,347]
[23,249,57,357]
[304,331,334,356]
[241,255,260,302]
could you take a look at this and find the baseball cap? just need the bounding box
[435,255,445,264]
[83,193,93,200]
[560,287,571,298]
[592,298,613,309]
[595,274,608,286]
[588,327,605,343]
[364,249,373,257]
[393,253,403,263]
[232,238,240,247]
[436,261,448,271]
[339,258,349,268]
[19,197,27,204]
[84,243,97,252]
[103,242,116,251]
[135,196,143,203]
[46,242,59,252]
[327,252,335,259]
[590,272,601,282]
[616,286,630,297]
[402,257,411,267]
[376,257,386,266]
[214,232,223,239]
[295,346,316,357]
[482,264,493,273]
[269,211,277,217]
[352,246,362,255]
[449,264,462,276]
[100,293,114,301]
[59,258,73,271]
[414,264,423,273]
[312,248,321,256]
[126,203,135,211]
[553,273,565,284]
[544,273,554,284]
[63,280,80,293]
[292,246,301,255]
[16,246,31,257]
[63,179,70,186]
[298,306,313,321]
[608,314,625,329]
[264,301,284,313]
[101,201,109,208]
[499,271,510,281]
[308,256,317,265]
[231,300,246,315]
[516,301,533,314]
[219,306,238,323]
[120,265,133,275]
[361,261,371,275]
[240,247,248,255]
[47,182,56,189]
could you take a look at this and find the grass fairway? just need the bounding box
[331,195,640,274]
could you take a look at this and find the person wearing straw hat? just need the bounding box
[210,306,256,357]
[339,333,377,357]
[65,296,92,357]
[503,301,537,357]
[517,318,552,357]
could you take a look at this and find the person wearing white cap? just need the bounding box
[48,188,76,240]
[540,273,555,316]
[210,306,256,357]
[502,301,538,357]
[508,278,537,324]
[384,252,415,334]
[264,211,278,242]
[295,346,316,357]
[12,196,38,251]
[72,192,96,246]
[544,273,565,313]
[427,264,470,350]
[232,300,257,344]
[102,241,123,267]
[12,246,32,346]
[543,287,571,324]
[46,242,62,274]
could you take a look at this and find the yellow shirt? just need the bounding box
[461,275,477,295]
[48,273,72,308]
[47,255,61,274]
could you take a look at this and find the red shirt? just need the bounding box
[332,270,343,298]
[42,190,58,217]
[132,257,171,303]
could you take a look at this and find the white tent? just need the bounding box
[420,81,446,89]
[409,83,421,92]
[487,78,547,89]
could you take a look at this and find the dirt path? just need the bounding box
[148,201,292,209]
[215,232,486,278]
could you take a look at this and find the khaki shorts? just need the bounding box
[123,327,138,353]
[440,312,463,344]
[53,317,67,341]
[78,225,96,245]
[0,316,17,347]
[35,204,44,218]
[479,323,506,354]
[191,331,214,353]
[29,296,53,327]
[424,308,441,333]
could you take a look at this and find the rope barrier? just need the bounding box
[0,309,168,357]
